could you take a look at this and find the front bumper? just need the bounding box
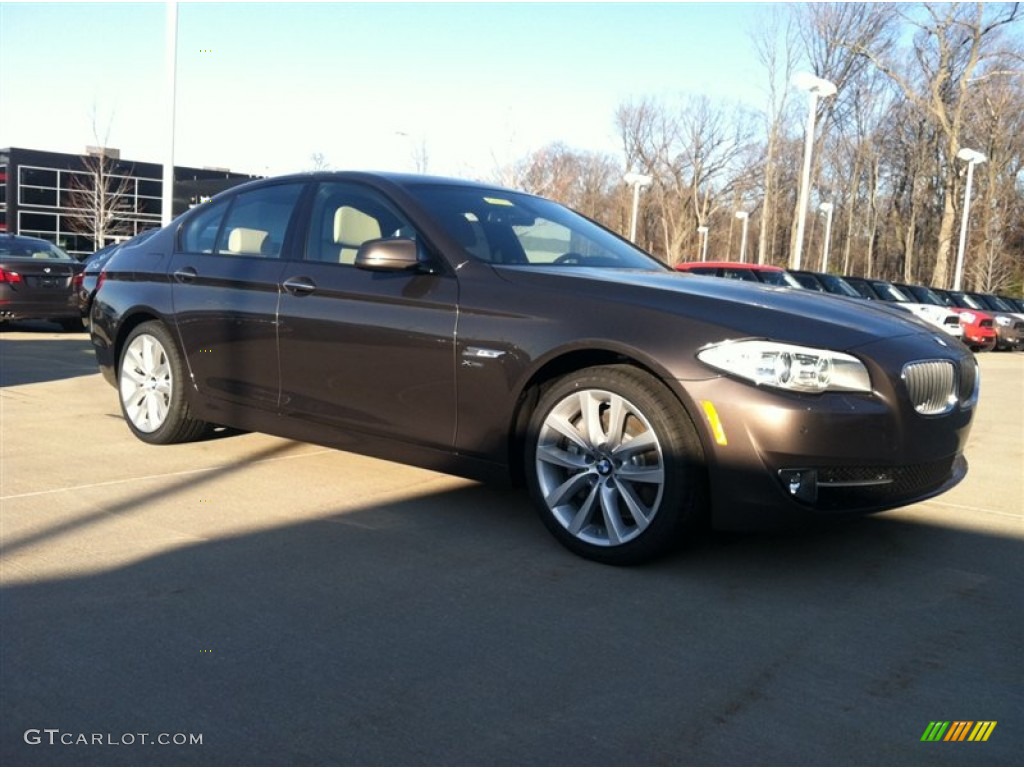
[678,338,975,530]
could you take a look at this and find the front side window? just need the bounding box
[305,182,417,265]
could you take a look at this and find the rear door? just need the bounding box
[168,181,306,413]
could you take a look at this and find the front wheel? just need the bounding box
[118,321,209,444]
[525,365,707,565]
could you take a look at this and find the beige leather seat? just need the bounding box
[334,207,381,264]
[226,227,269,256]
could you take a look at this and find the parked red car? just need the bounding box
[929,287,997,352]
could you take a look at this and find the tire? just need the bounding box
[118,321,209,444]
[525,365,706,565]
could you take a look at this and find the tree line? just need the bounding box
[497,2,1024,293]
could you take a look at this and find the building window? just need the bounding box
[20,211,58,234]
[20,166,58,187]
[20,185,58,207]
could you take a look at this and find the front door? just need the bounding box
[277,181,458,450]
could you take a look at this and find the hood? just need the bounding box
[494,266,941,351]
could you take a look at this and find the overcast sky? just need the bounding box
[1,1,778,178]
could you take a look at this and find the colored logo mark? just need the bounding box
[921,721,997,742]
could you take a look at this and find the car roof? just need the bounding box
[206,170,523,203]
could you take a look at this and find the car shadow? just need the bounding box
[0,325,94,387]
[2,478,1020,766]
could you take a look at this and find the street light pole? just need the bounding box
[791,72,836,271]
[624,172,653,243]
[162,0,178,226]
[735,211,749,263]
[697,225,709,261]
[953,148,986,291]
[818,202,834,272]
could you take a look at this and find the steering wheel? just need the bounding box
[553,252,587,265]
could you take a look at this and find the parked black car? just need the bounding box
[0,234,84,330]
[90,172,978,564]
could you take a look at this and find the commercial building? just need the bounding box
[0,146,258,256]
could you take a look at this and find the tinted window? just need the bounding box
[721,268,759,282]
[869,281,910,302]
[305,182,416,265]
[213,183,304,258]
[0,237,74,261]
[819,274,862,297]
[406,184,664,270]
[180,197,230,254]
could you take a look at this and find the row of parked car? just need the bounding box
[3,228,1022,356]
[675,261,1024,353]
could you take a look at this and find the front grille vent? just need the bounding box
[902,360,957,415]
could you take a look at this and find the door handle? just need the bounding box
[173,266,198,283]
[282,276,316,296]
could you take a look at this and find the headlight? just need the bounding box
[697,340,872,393]
[996,315,1011,326]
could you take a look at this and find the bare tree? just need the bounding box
[845,2,1022,287]
[309,152,331,171]
[752,5,800,265]
[506,143,620,224]
[616,95,755,262]
[64,146,135,249]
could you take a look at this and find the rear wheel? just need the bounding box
[525,365,706,565]
[118,321,209,444]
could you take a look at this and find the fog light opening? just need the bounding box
[778,469,818,503]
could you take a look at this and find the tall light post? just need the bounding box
[953,148,986,291]
[818,201,834,272]
[791,72,837,270]
[162,0,178,226]
[697,225,709,261]
[735,211,749,262]
[624,172,653,243]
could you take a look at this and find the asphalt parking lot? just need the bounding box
[1,322,1021,766]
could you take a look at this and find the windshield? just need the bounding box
[976,294,1013,312]
[819,274,862,297]
[405,184,667,270]
[904,285,944,304]
[949,291,984,310]
[870,281,911,302]
[759,270,803,288]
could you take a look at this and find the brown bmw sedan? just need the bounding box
[89,173,977,564]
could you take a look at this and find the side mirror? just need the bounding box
[354,238,421,272]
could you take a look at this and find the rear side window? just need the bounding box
[181,198,230,254]
[179,183,304,258]
[215,184,304,258]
